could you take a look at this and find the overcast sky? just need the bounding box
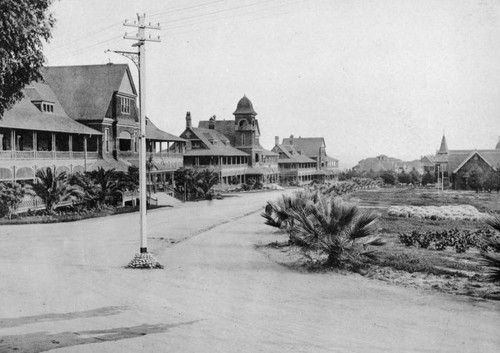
[43,0,500,167]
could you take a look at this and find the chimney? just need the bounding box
[208,115,216,129]
[275,136,279,145]
[186,111,192,128]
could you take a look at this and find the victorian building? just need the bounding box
[0,64,185,186]
[181,96,280,185]
[423,134,500,189]
[280,136,340,180]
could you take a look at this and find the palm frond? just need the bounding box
[480,251,500,282]
[486,214,500,233]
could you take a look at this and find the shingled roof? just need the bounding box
[183,127,249,157]
[449,150,500,173]
[1,83,101,135]
[42,64,135,121]
[273,144,316,164]
[282,137,326,158]
[146,118,185,142]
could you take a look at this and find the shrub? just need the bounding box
[398,228,499,253]
[32,167,84,213]
[0,182,30,219]
[480,215,500,282]
[263,190,385,268]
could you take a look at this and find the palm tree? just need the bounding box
[480,215,500,282]
[287,195,384,267]
[87,167,121,205]
[32,167,83,213]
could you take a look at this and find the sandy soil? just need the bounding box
[0,190,499,352]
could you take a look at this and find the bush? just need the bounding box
[262,190,385,268]
[398,228,499,253]
[380,171,397,185]
[0,182,29,218]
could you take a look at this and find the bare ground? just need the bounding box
[0,191,499,352]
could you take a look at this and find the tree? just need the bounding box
[397,171,411,185]
[380,171,396,185]
[87,167,122,205]
[409,168,421,185]
[0,182,31,218]
[421,171,435,186]
[468,169,485,192]
[32,167,83,213]
[0,0,55,115]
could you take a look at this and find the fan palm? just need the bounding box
[289,196,384,267]
[32,167,84,213]
[87,167,121,204]
[480,215,500,282]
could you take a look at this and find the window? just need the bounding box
[36,102,54,113]
[120,96,132,114]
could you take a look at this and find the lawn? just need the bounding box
[262,186,500,300]
[347,187,500,299]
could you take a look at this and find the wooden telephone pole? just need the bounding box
[121,14,162,267]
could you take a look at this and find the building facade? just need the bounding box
[0,64,185,186]
[423,135,500,189]
[183,96,280,185]
[280,136,340,180]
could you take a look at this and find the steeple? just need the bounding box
[437,134,448,155]
[496,136,500,150]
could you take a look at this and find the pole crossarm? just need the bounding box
[105,49,139,70]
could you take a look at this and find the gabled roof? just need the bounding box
[42,64,136,121]
[0,83,101,135]
[281,137,326,158]
[182,127,248,157]
[273,144,316,163]
[198,118,262,144]
[146,118,185,142]
[451,150,500,173]
[198,120,236,145]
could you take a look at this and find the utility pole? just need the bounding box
[120,14,161,266]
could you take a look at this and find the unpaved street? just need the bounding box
[0,191,499,352]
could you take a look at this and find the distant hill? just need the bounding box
[354,155,424,174]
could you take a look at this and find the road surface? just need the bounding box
[0,191,499,352]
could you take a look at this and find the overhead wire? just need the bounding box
[46,0,307,60]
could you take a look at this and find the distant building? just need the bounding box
[279,136,339,180]
[422,134,500,189]
[271,137,317,184]
[181,96,280,185]
[354,155,424,174]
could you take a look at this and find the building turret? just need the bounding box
[437,134,448,155]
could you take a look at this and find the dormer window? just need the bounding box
[34,102,54,113]
[120,96,132,114]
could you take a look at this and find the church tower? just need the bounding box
[233,95,262,165]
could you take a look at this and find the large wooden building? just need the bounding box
[181,96,280,185]
[0,64,185,184]
[423,135,500,189]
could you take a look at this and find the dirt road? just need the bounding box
[0,191,499,352]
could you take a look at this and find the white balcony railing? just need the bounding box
[0,150,100,160]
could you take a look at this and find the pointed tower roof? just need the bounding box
[233,95,257,116]
[438,134,448,154]
[496,136,500,150]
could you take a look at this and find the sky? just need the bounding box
[43,0,500,168]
